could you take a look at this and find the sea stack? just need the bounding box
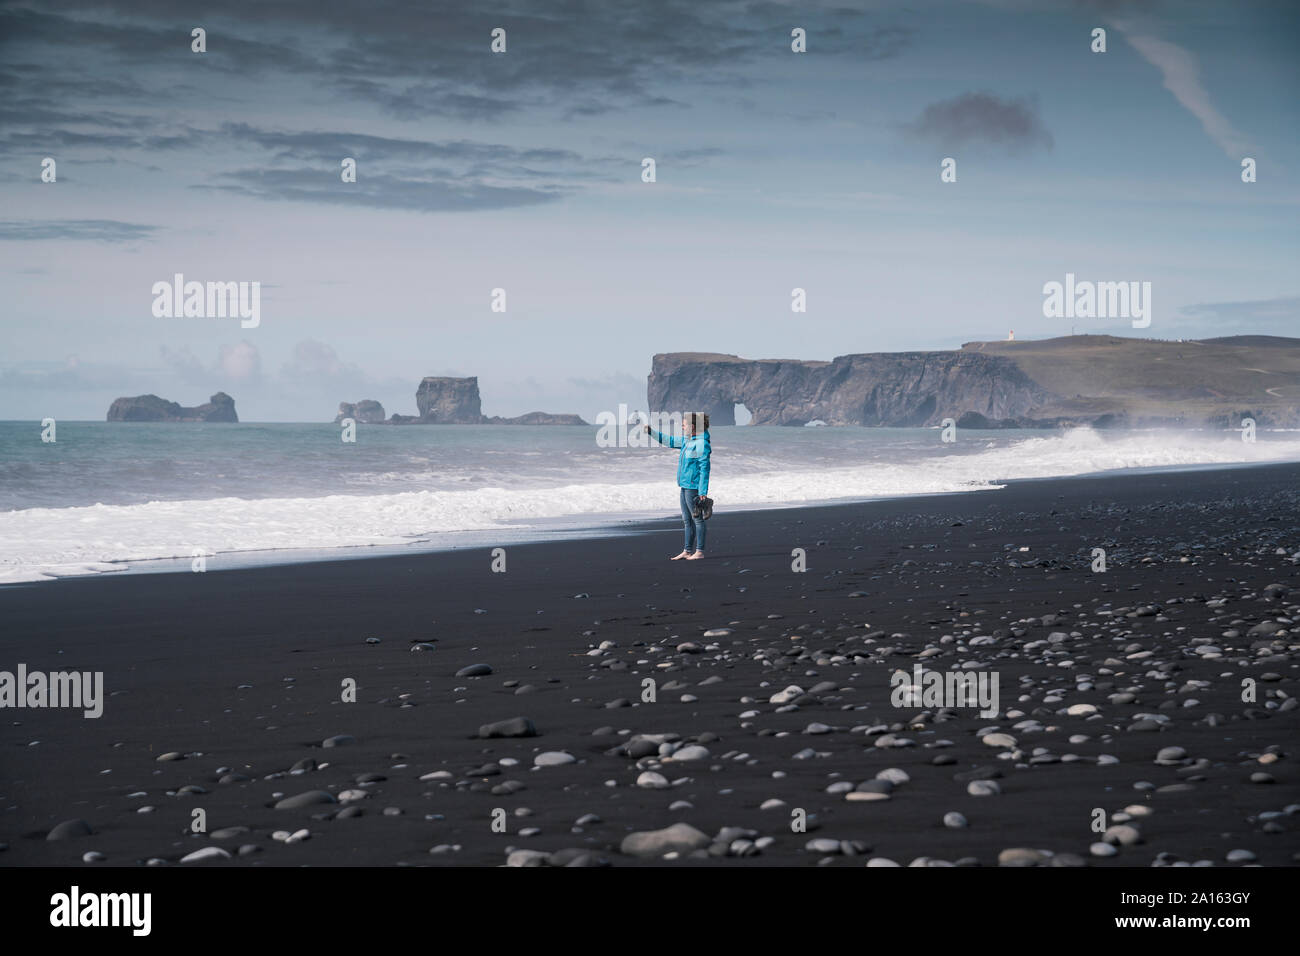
[648,335,1300,428]
[107,392,238,422]
[416,377,485,423]
[335,400,386,424]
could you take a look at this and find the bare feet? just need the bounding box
[671,550,692,560]
[685,551,705,560]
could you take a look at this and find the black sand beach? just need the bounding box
[2,464,1298,868]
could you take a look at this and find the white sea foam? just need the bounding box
[2,428,1296,582]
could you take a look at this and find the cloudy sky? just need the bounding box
[2,0,1296,421]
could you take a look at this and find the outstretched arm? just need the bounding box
[648,427,684,448]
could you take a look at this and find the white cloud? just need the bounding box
[218,340,262,381]
[1114,21,1250,159]
[280,339,353,382]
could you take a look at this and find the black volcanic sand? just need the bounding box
[2,464,1298,868]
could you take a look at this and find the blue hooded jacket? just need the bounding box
[650,428,710,495]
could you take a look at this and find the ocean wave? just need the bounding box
[2,428,1297,582]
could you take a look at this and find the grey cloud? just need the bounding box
[218,123,585,167]
[197,168,567,212]
[280,339,362,384]
[567,372,643,391]
[1070,0,1164,12]
[0,106,155,129]
[0,356,154,391]
[0,128,190,153]
[160,341,262,388]
[159,345,207,384]
[277,339,416,416]
[562,92,691,119]
[1180,296,1300,326]
[660,147,726,169]
[0,1,900,215]
[0,219,159,241]
[906,92,1053,152]
[0,5,317,74]
[333,78,523,122]
[0,115,627,210]
[194,123,612,210]
[280,339,410,393]
[3,0,912,123]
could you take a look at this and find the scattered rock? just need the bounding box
[479,717,538,739]
[620,823,711,858]
[46,820,93,841]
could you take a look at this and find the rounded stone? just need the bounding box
[534,751,576,767]
[180,846,231,863]
[274,790,337,810]
[46,819,93,841]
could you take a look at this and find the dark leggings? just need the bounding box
[680,487,706,552]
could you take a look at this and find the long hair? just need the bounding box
[686,411,710,433]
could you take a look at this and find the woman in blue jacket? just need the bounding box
[644,412,711,560]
